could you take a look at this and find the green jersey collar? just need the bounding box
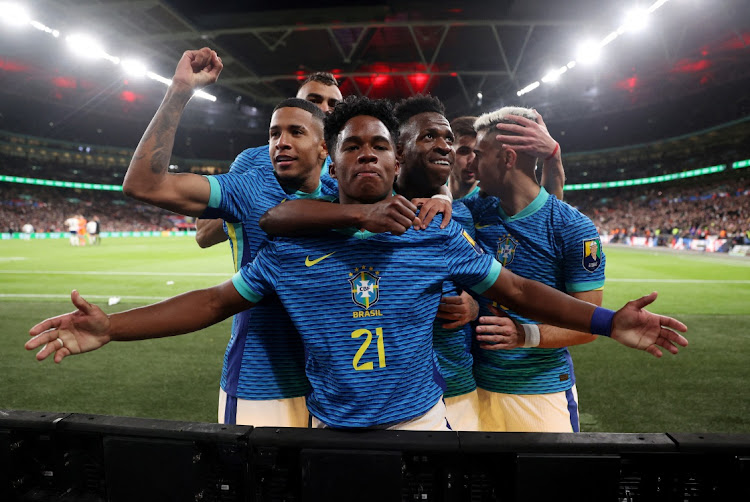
[497,187,548,222]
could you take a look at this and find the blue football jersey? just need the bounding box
[222,146,272,272]
[233,217,502,428]
[201,152,336,402]
[468,188,605,395]
[432,201,477,398]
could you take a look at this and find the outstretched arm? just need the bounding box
[195,218,228,248]
[475,290,602,350]
[259,196,420,236]
[495,111,565,200]
[122,48,222,216]
[26,282,252,364]
[482,269,687,357]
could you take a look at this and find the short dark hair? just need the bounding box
[393,95,446,127]
[450,116,478,139]
[300,71,339,88]
[272,98,326,124]
[324,95,399,155]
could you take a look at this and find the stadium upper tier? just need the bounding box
[563,117,750,185]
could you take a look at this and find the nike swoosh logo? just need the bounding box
[305,252,336,267]
[475,224,491,229]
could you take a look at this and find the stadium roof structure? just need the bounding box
[0,0,749,157]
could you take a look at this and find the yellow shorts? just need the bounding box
[218,388,309,427]
[310,397,450,431]
[477,385,579,432]
[444,389,481,431]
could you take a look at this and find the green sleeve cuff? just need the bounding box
[205,176,222,209]
[470,260,503,295]
[231,273,263,303]
[566,280,605,293]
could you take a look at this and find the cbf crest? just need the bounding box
[349,267,380,310]
[496,234,519,266]
[582,238,602,272]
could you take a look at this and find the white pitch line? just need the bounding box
[0,294,170,301]
[606,279,750,284]
[1,271,748,283]
[0,270,230,277]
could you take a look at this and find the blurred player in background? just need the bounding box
[64,215,80,246]
[86,216,101,245]
[449,116,480,201]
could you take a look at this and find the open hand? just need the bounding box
[26,290,112,363]
[611,292,688,357]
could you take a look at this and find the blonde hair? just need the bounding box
[473,106,538,133]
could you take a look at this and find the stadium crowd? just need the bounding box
[0,184,188,234]
[2,151,748,244]
[568,173,750,246]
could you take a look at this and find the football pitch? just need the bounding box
[1,236,749,432]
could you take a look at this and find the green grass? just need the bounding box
[0,237,233,423]
[1,238,750,432]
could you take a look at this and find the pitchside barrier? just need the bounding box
[2,411,749,501]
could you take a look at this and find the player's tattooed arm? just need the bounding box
[26,282,252,364]
[123,48,220,216]
[260,196,419,236]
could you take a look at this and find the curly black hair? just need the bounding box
[393,95,446,127]
[323,95,399,155]
[272,98,326,125]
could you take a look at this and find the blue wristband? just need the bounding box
[590,307,615,337]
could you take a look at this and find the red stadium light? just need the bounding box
[51,76,77,89]
[0,56,28,72]
[615,75,638,92]
[120,90,139,103]
[407,72,429,93]
[672,58,711,74]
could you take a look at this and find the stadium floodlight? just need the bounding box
[648,0,671,13]
[146,71,172,86]
[121,59,148,78]
[0,2,31,26]
[576,40,601,64]
[622,7,649,33]
[65,33,119,64]
[541,65,568,83]
[144,71,217,101]
[194,89,217,102]
[516,81,540,97]
[29,20,58,37]
[600,30,620,47]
